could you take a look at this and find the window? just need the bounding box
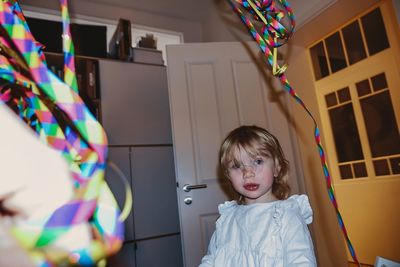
[310,6,400,181]
[357,73,400,176]
[310,41,329,80]
[310,7,390,80]
[325,74,400,179]
[361,8,390,56]
[325,32,347,73]
[342,21,366,65]
[325,87,366,179]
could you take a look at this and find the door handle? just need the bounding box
[182,184,207,192]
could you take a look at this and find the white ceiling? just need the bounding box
[79,0,337,28]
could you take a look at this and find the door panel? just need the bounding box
[232,61,270,125]
[199,213,220,254]
[186,62,224,182]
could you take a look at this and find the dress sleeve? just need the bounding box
[282,209,317,266]
[198,231,217,267]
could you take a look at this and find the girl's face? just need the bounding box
[227,148,280,205]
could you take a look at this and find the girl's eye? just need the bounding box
[254,158,264,165]
[230,163,240,170]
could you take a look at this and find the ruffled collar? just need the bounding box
[218,194,313,224]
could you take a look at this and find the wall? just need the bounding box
[201,0,252,43]
[19,0,203,43]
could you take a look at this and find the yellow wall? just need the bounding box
[336,179,400,263]
[286,0,400,265]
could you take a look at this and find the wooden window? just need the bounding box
[310,41,329,80]
[342,21,366,65]
[327,93,364,163]
[325,32,347,73]
[311,5,399,181]
[310,7,389,80]
[361,8,390,56]
[358,73,400,160]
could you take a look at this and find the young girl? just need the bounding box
[200,125,317,266]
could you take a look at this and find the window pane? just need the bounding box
[360,91,400,157]
[353,162,367,178]
[310,41,329,80]
[373,159,390,176]
[390,157,400,174]
[337,87,350,103]
[325,32,347,73]
[371,72,387,92]
[329,104,364,162]
[339,164,353,179]
[342,21,367,65]
[325,92,337,107]
[361,8,390,56]
[356,79,371,97]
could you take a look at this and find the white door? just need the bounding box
[167,42,305,267]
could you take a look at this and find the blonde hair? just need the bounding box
[220,125,290,200]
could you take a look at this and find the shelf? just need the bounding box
[44,52,102,122]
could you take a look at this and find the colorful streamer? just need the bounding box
[227,0,360,265]
[0,0,127,266]
[60,0,78,93]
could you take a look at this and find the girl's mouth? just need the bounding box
[243,183,259,191]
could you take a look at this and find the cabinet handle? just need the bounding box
[182,184,207,192]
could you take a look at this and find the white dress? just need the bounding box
[199,194,317,267]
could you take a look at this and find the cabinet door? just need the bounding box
[99,60,172,145]
[136,235,183,267]
[130,146,180,239]
[106,243,136,267]
[105,147,134,241]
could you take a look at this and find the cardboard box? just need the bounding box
[131,47,164,65]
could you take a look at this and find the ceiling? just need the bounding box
[79,0,337,28]
[80,0,213,21]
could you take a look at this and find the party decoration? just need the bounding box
[227,0,360,265]
[60,0,78,93]
[0,0,130,266]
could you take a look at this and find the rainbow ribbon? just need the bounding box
[228,0,360,265]
[60,0,78,93]
[0,1,126,266]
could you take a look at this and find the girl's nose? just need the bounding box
[242,165,255,177]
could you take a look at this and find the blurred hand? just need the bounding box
[0,104,78,265]
[0,104,73,220]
